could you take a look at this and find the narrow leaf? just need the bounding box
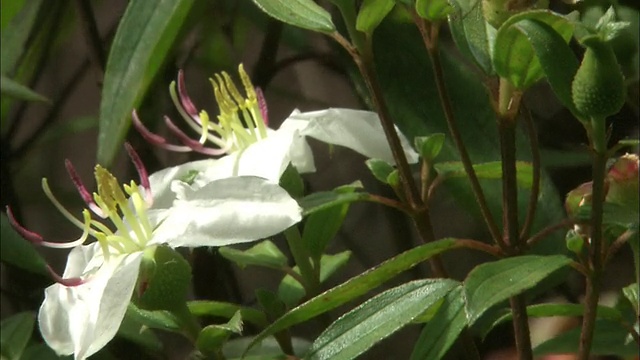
[245,238,459,355]
[219,240,288,270]
[355,0,395,34]
[464,255,572,324]
[416,0,453,22]
[0,213,48,276]
[435,161,533,189]
[251,0,335,33]
[533,319,638,357]
[1,75,50,103]
[188,300,268,327]
[447,0,494,74]
[303,186,355,258]
[98,0,195,165]
[305,279,459,360]
[0,312,35,360]
[278,251,352,307]
[299,190,369,216]
[0,0,41,74]
[410,286,467,360]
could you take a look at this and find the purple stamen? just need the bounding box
[6,206,44,245]
[132,110,193,153]
[124,143,152,204]
[164,116,230,156]
[255,87,269,126]
[177,70,200,119]
[65,160,105,218]
[46,265,85,287]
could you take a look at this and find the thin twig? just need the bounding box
[526,219,574,247]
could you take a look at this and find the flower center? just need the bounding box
[170,64,269,154]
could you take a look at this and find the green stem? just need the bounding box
[332,0,365,51]
[519,106,540,241]
[578,118,608,359]
[283,227,320,294]
[173,303,202,343]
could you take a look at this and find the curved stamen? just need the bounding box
[6,206,91,249]
[124,143,152,204]
[65,160,105,218]
[164,116,231,156]
[132,110,194,153]
[177,69,200,119]
[6,206,44,244]
[46,264,85,287]
[42,178,90,231]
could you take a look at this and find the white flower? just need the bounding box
[133,65,419,200]
[7,144,302,360]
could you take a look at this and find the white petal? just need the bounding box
[38,243,143,359]
[197,130,314,182]
[153,176,302,247]
[148,159,217,209]
[283,108,420,164]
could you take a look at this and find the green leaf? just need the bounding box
[299,186,368,216]
[223,336,311,360]
[303,186,356,258]
[20,343,71,360]
[244,238,458,355]
[622,283,638,316]
[435,161,533,188]
[416,0,454,22]
[533,319,638,357]
[251,0,335,33]
[305,279,459,360]
[278,251,352,307]
[125,303,181,332]
[196,311,243,355]
[447,0,494,74]
[188,300,268,327]
[117,312,163,352]
[1,75,50,102]
[0,0,41,74]
[509,18,580,115]
[0,0,26,31]
[0,213,48,276]
[98,0,195,166]
[355,0,395,34]
[219,240,288,270]
[410,286,467,360]
[0,312,35,360]
[464,255,572,324]
[365,158,395,184]
[414,133,446,162]
[482,303,624,337]
[493,10,575,89]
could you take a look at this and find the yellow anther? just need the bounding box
[222,71,245,106]
[95,165,127,211]
[238,64,257,103]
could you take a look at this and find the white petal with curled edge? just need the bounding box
[282,108,420,164]
[154,176,302,248]
[38,243,143,360]
[196,128,314,182]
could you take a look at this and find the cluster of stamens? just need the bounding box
[6,144,153,286]
[132,64,270,156]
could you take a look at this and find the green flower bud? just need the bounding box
[565,229,585,254]
[482,0,549,29]
[571,36,625,119]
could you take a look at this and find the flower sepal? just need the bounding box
[136,245,192,311]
